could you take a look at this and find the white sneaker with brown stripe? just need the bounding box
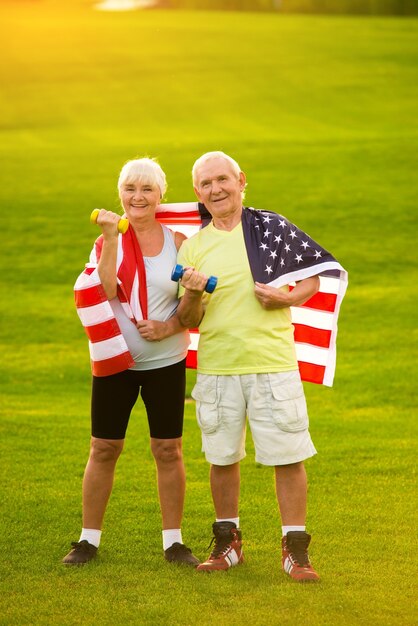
[197,521,244,572]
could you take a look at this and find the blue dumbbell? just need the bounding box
[171,264,217,294]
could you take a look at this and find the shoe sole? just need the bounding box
[196,556,244,572]
[284,571,320,582]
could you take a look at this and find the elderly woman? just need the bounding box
[63,158,199,567]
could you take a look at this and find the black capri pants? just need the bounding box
[91,359,186,440]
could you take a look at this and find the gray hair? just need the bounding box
[118,157,167,198]
[192,151,242,185]
[192,151,246,199]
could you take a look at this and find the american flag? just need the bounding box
[240,207,348,386]
[75,202,206,377]
[158,203,347,386]
[75,202,347,385]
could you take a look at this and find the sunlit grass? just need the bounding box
[0,2,417,625]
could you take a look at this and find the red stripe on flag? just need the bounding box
[297,361,326,385]
[85,319,123,343]
[92,351,135,377]
[293,324,332,348]
[157,218,202,226]
[186,349,197,369]
[75,285,108,308]
[302,291,337,312]
[289,286,337,312]
[156,211,201,220]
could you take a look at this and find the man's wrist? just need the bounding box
[183,288,204,299]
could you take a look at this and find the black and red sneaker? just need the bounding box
[197,522,244,572]
[281,531,319,582]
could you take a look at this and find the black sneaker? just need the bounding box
[62,540,98,565]
[164,542,200,567]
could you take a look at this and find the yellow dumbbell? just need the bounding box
[90,209,129,234]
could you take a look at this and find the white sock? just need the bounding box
[216,517,240,528]
[79,528,102,548]
[282,525,306,537]
[162,529,182,550]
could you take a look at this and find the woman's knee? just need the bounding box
[89,437,124,464]
[151,438,183,465]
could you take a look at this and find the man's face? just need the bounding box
[193,157,246,221]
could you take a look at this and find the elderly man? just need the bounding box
[177,151,345,581]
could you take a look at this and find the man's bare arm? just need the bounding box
[254,275,320,310]
[176,268,208,327]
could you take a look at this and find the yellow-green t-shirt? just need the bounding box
[177,222,298,375]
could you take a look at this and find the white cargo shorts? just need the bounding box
[191,370,317,466]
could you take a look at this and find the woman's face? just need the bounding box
[119,179,161,221]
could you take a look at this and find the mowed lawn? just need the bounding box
[0,2,417,624]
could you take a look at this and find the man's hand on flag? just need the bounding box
[254,282,291,309]
[254,276,320,310]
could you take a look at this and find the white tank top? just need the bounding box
[109,225,189,371]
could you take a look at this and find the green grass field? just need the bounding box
[0,2,417,624]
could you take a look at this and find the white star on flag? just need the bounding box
[265,265,273,274]
[301,240,310,250]
[295,254,303,263]
[289,229,297,239]
[274,235,282,244]
[260,242,268,250]
[314,250,322,259]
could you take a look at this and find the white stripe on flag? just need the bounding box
[129,271,143,321]
[318,275,342,295]
[120,302,133,318]
[173,224,201,238]
[189,332,200,351]
[74,267,101,290]
[290,306,334,331]
[157,202,199,213]
[295,343,331,367]
[77,301,114,327]
[116,234,124,271]
[89,336,129,361]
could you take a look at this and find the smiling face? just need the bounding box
[119,179,161,221]
[193,156,246,226]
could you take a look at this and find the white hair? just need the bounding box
[192,151,242,185]
[118,157,167,198]
[192,151,246,199]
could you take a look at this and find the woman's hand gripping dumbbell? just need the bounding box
[171,264,217,294]
[90,209,129,234]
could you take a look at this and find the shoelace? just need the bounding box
[70,541,92,552]
[171,544,191,555]
[207,535,232,558]
[288,542,310,567]
[71,541,87,552]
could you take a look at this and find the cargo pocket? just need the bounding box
[268,373,309,433]
[191,376,219,434]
